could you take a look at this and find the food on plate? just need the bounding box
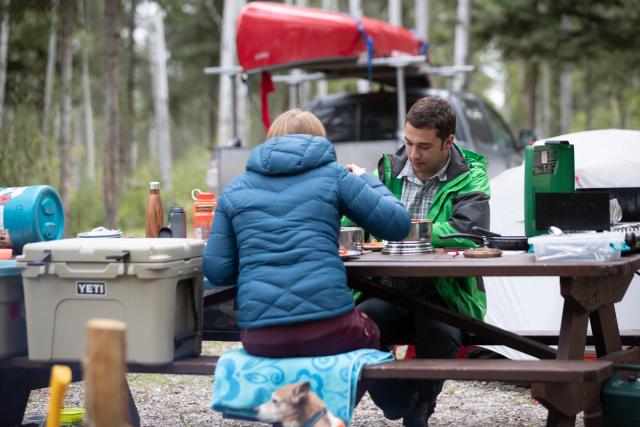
[365,238,384,247]
[339,247,348,255]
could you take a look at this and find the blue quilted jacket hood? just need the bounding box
[204,134,410,329]
[246,134,336,176]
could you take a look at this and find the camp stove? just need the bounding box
[611,222,640,233]
[382,241,435,255]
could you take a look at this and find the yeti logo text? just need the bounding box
[76,282,106,296]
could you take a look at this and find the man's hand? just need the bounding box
[346,163,367,176]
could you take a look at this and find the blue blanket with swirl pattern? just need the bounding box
[210,348,394,424]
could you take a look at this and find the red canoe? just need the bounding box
[236,1,427,75]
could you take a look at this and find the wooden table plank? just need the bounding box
[344,252,640,277]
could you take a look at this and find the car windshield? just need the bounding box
[460,97,492,145]
[312,104,358,142]
[483,103,517,150]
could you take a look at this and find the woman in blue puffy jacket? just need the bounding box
[204,109,410,358]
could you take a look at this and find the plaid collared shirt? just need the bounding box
[379,151,453,298]
[398,151,451,220]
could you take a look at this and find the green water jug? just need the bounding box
[603,364,640,427]
[524,141,575,237]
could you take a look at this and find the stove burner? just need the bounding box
[382,240,435,255]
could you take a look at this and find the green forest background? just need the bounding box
[0,0,639,236]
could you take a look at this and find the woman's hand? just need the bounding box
[346,163,367,176]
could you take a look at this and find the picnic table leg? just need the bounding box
[590,304,622,358]
[533,276,618,426]
[0,368,39,426]
[533,381,605,427]
[552,274,634,427]
[0,363,84,426]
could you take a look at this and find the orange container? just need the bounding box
[191,189,216,240]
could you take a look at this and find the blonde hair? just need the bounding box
[266,108,326,139]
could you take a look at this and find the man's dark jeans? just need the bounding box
[357,296,463,426]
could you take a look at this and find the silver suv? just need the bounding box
[307,88,524,178]
[207,88,524,194]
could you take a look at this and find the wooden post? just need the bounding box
[84,319,131,427]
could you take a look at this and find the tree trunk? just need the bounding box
[584,64,593,130]
[42,0,57,139]
[103,0,119,228]
[521,60,538,131]
[316,0,337,98]
[59,0,74,212]
[559,66,572,134]
[72,104,82,189]
[349,0,369,93]
[615,89,627,128]
[539,62,551,138]
[79,0,95,182]
[414,0,429,42]
[149,10,172,195]
[388,0,401,26]
[123,0,137,177]
[0,0,11,133]
[217,0,245,146]
[453,0,472,92]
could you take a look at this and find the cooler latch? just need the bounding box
[105,250,130,263]
[27,250,52,267]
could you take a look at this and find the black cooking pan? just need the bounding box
[439,226,530,251]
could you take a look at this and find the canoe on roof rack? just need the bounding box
[236,1,430,86]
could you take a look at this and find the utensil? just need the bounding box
[548,226,564,236]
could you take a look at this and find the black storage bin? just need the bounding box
[578,187,640,222]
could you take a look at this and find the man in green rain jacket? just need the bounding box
[352,96,490,427]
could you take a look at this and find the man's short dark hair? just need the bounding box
[406,96,456,141]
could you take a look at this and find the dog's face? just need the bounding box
[255,382,311,425]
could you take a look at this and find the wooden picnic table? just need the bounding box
[343,251,640,426]
[1,252,639,426]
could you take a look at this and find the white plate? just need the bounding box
[339,249,362,258]
[77,227,123,238]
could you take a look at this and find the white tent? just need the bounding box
[483,129,640,360]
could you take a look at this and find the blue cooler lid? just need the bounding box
[0,260,20,277]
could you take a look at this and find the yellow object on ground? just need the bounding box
[46,365,72,427]
[59,407,86,425]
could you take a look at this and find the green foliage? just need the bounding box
[169,144,211,220]
[0,105,57,187]
[116,144,211,237]
[65,179,105,237]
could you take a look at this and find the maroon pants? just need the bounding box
[241,308,380,403]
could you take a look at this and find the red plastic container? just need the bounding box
[191,189,216,241]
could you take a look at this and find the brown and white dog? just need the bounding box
[255,382,345,427]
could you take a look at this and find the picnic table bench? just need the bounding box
[1,354,615,427]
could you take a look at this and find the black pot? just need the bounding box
[440,228,530,251]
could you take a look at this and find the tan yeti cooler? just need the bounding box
[16,238,204,365]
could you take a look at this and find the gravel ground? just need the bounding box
[23,342,584,427]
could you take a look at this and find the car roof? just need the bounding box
[307,88,483,109]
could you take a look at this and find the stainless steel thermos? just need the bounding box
[168,206,187,238]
